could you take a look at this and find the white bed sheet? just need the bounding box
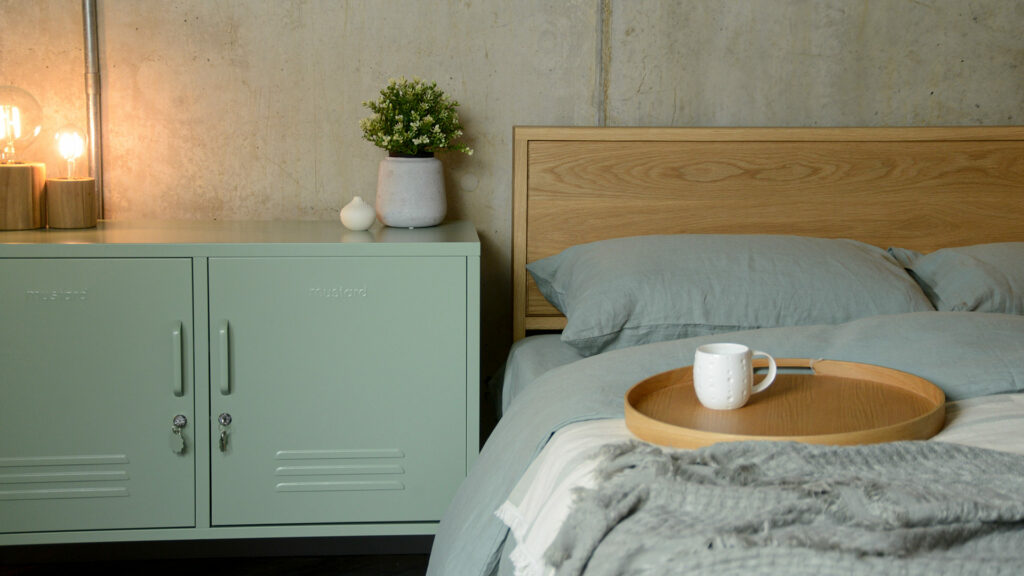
[496,392,1024,576]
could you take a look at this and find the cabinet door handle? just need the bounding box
[172,321,184,397]
[218,320,231,395]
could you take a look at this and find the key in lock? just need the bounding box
[170,414,188,455]
[218,413,232,452]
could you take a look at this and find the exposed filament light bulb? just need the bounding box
[56,127,86,179]
[0,85,43,164]
[1,105,22,160]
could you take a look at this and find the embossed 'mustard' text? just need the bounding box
[309,286,368,299]
[25,289,89,303]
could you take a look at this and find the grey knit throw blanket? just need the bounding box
[545,441,1024,576]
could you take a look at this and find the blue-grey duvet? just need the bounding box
[427,312,1024,576]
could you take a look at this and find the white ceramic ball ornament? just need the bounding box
[340,196,376,231]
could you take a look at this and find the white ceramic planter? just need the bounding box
[375,156,446,228]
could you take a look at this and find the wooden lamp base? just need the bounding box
[46,178,97,229]
[0,163,46,230]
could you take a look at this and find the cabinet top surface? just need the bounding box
[0,220,479,257]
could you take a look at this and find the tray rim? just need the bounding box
[624,358,946,449]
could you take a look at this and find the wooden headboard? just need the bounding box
[512,126,1024,340]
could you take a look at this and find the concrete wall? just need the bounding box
[2,0,1022,378]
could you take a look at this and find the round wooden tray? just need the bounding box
[625,358,945,449]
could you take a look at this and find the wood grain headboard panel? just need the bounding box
[513,126,1024,340]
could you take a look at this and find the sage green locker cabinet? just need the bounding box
[0,258,195,533]
[209,256,466,525]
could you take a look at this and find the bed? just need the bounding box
[429,126,1024,576]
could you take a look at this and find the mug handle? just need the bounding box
[751,351,777,394]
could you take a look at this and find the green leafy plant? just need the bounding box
[359,77,473,157]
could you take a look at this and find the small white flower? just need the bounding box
[360,77,470,157]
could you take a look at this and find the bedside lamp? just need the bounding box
[0,85,45,230]
[46,126,97,228]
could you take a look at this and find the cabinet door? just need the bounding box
[209,257,466,526]
[0,259,195,533]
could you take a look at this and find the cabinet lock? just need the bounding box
[170,414,188,455]
[218,413,232,452]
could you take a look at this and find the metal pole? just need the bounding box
[83,0,103,218]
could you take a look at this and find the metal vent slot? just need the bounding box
[275,481,404,493]
[275,465,404,476]
[274,448,404,460]
[0,455,128,467]
[0,454,130,501]
[0,487,128,501]
[272,448,405,493]
[0,471,128,483]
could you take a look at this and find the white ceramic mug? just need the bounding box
[693,343,777,410]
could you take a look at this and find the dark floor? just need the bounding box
[1,555,429,575]
[0,537,431,575]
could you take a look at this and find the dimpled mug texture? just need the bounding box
[693,343,776,410]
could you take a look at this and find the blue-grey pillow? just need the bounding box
[888,243,1024,314]
[528,234,934,356]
